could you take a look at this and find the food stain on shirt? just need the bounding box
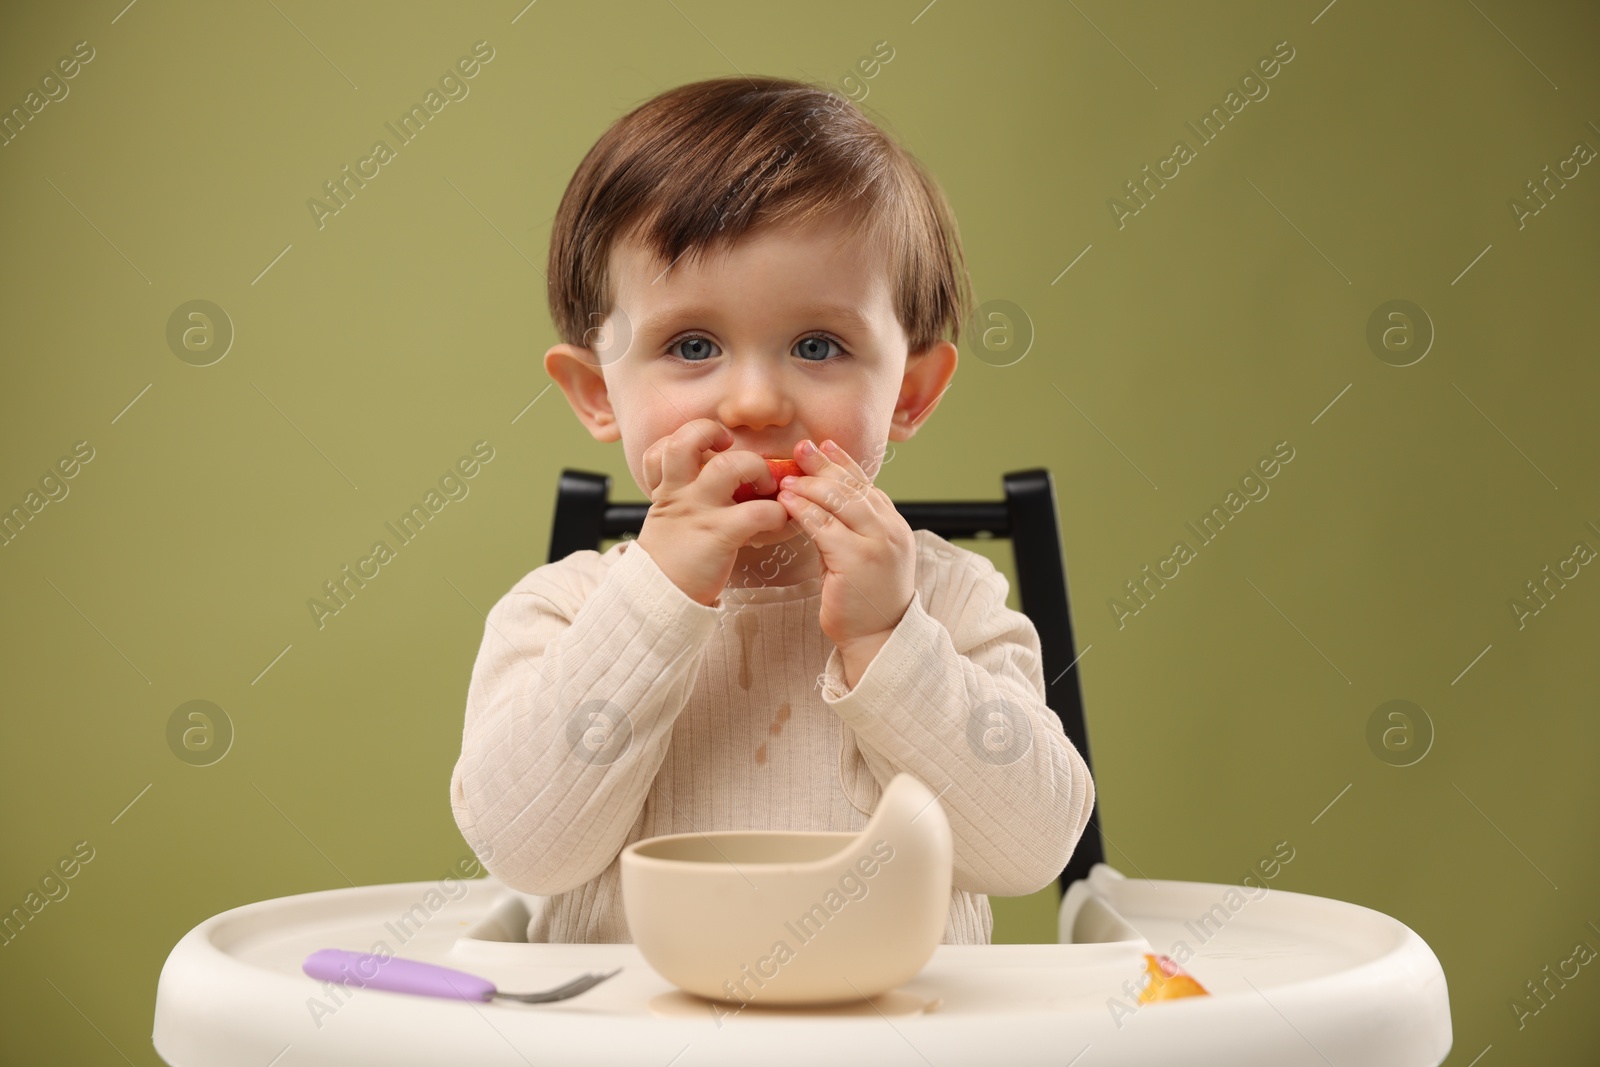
[755,703,791,767]
[736,610,758,690]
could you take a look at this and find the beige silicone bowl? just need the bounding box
[620,772,953,1006]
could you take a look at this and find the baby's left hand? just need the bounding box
[777,439,916,657]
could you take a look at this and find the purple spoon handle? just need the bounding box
[303,948,497,1001]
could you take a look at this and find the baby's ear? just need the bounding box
[544,343,620,442]
[889,340,958,441]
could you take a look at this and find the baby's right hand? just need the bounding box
[635,419,790,605]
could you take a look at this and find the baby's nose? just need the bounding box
[717,362,793,430]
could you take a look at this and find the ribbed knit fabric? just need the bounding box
[450,528,1094,944]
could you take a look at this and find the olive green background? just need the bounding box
[2,0,1596,1063]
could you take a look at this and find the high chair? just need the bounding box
[151,467,1454,1065]
[548,466,1105,894]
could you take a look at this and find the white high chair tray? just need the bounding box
[152,864,1450,1066]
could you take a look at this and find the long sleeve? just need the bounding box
[816,537,1094,897]
[449,541,723,896]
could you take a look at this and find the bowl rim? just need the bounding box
[620,828,875,872]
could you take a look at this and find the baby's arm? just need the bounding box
[817,550,1094,897]
[449,542,722,896]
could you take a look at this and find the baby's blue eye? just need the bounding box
[794,335,843,361]
[671,336,717,362]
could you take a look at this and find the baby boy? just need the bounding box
[450,75,1094,944]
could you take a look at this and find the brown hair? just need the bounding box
[546,75,973,357]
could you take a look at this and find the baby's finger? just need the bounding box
[797,439,877,511]
[820,439,874,489]
[728,498,793,543]
[643,447,659,497]
[700,449,776,500]
[780,454,883,527]
[774,486,851,547]
[662,419,730,489]
[642,435,673,496]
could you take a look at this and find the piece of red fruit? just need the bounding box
[732,457,804,503]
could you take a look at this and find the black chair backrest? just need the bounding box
[548,467,1104,895]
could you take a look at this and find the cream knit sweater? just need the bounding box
[450,528,1094,944]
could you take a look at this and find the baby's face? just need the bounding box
[574,207,943,500]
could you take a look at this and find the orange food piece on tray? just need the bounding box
[1136,953,1210,1004]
